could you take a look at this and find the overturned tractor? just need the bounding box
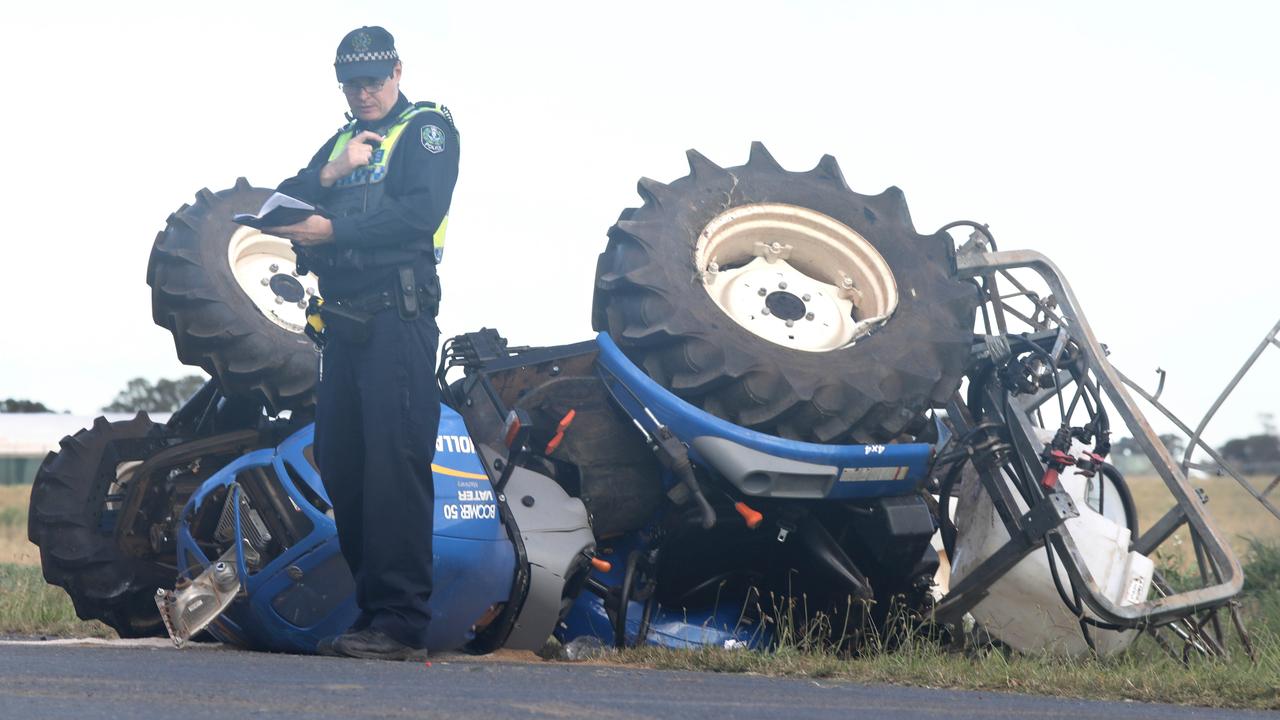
[28,145,1257,658]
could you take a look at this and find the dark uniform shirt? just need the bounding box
[277,93,459,300]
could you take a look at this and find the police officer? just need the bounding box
[265,25,458,661]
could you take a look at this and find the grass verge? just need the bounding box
[601,542,1280,711]
[619,632,1278,710]
[0,484,113,638]
[1,481,1277,707]
[0,484,38,564]
[0,563,114,639]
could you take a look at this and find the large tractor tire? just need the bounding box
[148,179,318,415]
[592,143,977,443]
[27,415,170,637]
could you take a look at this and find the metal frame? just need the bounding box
[935,248,1243,636]
[1115,316,1278,660]
[1121,317,1280,522]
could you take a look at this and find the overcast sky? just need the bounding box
[1,0,1276,446]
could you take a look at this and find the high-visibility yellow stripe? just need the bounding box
[326,103,452,253]
[430,463,489,481]
[433,215,448,249]
[327,104,446,162]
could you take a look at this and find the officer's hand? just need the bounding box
[264,215,334,245]
[319,131,385,187]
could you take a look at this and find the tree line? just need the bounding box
[1112,430,1280,475]
[1,375,206,415]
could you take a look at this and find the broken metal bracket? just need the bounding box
[950,249,1243,629]
[156,543,253,647]
[1021,492,1079,542]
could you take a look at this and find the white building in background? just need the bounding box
[0,413,170,484]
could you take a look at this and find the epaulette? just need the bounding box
[415,101,457,136]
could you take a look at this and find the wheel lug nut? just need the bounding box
[757,288,767,297]
[805,312,815,321]
[778,281,788,290]
[802,294,811,302]
[274,296,284,304]
[761,307,771,316]
[261,278,270,286]
[305,288,315,296]
[269,263,279,273]
[785,320,795,328]
[297,301,307,309]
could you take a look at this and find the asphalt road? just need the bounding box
[0,640,1271,720]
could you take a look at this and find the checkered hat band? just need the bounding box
[336,50,399,64]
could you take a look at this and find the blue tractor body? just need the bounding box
[594,332,935,501]
[174,409,514,653]
[169,332,939,654]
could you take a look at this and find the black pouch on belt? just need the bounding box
[419,273,441,318]
[319,302,375,344]
[396,266,420,321]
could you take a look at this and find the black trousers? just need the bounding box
[314,307,440,648]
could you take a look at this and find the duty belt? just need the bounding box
[331,290,396,314]
[332,268,438,316]
[304,267,439,348]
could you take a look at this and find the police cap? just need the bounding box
[334,26,399,83]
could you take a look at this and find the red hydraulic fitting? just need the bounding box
[1041,449,1075,490]
[1074,452,1104,478]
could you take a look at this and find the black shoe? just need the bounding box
[333,628,429,662]
[316,635,342,656]
[316,614,374,656]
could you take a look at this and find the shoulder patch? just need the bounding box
[421,124,446,154]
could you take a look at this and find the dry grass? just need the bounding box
[617,629,1279,710]
[0,484,37,565]
[0,483,113,638]
[0,563,114,639]
[1126,473,1280,564]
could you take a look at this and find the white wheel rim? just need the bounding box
[227,227,319,334]
[105,460,142,513]
[693,203,898,352]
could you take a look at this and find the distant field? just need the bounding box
[0,484,37,565]
[1125,473,1280,564]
